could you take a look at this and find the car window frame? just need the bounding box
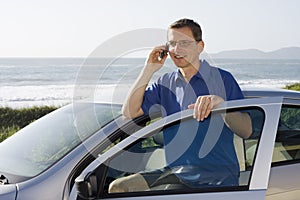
[72,97,283,200]
[99,107,265,197]
[271,103,300,167]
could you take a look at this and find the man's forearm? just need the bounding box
[122,68,154,119]
[223,112,252,139]
[122,45,168,119]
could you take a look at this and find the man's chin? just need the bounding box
[175,63,189,69]
[173,59,189,68]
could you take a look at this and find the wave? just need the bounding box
[1,79,298,108]
[0,85,73,107]
[0,84,130,108]
[238,79,299,88]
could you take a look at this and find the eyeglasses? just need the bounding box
[167,40,198,49]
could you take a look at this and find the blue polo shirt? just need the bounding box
[141,60,244,186]
[142,60,244,116]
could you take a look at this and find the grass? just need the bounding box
[284,83,300,91]
[0,106,58,142]
[0,125,19,143]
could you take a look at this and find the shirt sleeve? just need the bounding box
[224,72,244,101]
[141,81,162,115]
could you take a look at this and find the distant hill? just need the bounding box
[210,47,300,59]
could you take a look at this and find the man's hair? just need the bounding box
[169,18,202,42]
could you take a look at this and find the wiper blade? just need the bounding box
[0,174,9,184]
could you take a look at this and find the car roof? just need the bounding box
[242,88,300,100]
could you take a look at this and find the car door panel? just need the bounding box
[101,191,267,200]
[266,103,300,199]
[73,97,283,200]
[0,185,16,200]
[266,163,300,200]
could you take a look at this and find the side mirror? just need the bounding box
[75,172,98,200]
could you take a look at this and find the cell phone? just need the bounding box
[159,44,169,59]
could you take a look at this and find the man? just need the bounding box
[109,18,252,193]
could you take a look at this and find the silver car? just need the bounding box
[0,89,299,200]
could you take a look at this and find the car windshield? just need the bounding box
[0,103,121,179]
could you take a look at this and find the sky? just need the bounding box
[1,0,300,57]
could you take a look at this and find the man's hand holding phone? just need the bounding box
[159,43,169,60]
[145,44,169,73]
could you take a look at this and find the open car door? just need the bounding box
[72,97,283,200]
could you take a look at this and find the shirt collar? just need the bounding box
[175,59,211,81]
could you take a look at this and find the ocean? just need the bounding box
[0,58,299,108]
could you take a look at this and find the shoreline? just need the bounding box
[1,83,299,109]
[0,83,299,142]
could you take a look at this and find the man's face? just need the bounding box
[167,27,203,69]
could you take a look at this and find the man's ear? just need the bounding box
[198,40,204,53]
[197,40,205,53]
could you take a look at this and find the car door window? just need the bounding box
[272,105,300,164]
[96,107,265,198]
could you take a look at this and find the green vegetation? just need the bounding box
[280,107,300,129]
[0,125,19,143]
[0,106,58,142]
[284,83,300,91]
[281,83,300,129]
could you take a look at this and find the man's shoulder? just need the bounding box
[215,67,234,77]
[201,60,233,78]
[207,63,234,80]
[158,71,178,82]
